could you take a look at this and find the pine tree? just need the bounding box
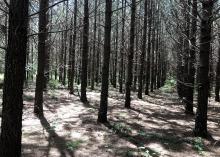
[0,0,28,156]
[97,0,112,123]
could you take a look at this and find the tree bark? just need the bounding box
[185,0,196,115]
[91,0,98,90]
[125,0,136,108]
[34,0,49,117]
[80,0,89,102]
[138,0,148,99]
[112,0,119,89]
[215,32,220,102]
[194,0,214,138]
[97,0,112,123]
[62,1,69,86]
[145,0,152,95]
[69,0,77,94]
[0,0,28,156]
[119,0,126,93]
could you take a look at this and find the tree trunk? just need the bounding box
[0,0,28,156]
[138,0,148,99]
[97,0,112,123]
[215,32,220,102]
[119,0,126,93]
[80,0,89,102]
[59,33,64,82]
[150,8,155,92]
[70,0,78,94]
[62,1,69,86]
[95,9,101,85]
[185,0,196,115]
[125,0,136,108]
[91,0,98,90]
[34,0,49,117]
[145,0,152,95]
[112,0,119,88]
[194,0,214,138]
[44,13,50,90]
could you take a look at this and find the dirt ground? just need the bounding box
[1,87,220,157]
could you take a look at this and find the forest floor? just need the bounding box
[1,87,220,157]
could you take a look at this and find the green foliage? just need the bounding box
[160,77,176,93]
[88,108,96,113]
[23,94,34,101]
[123,147,160,157]
[112,123,132,135]
[125,150,134,157]
[48,79,61,89]
[66,140,83,151]
[193,137,204,155]
[138,146,160,157]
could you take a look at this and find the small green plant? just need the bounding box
[138,146,160,157]
[66,140,83,151]
[112,123,132,135]
[125,150,134,157]
[23,94,34,101]
[48,79,61,89]
[160,77,176,93]
[141,149,152,157]
[193,137,204,155]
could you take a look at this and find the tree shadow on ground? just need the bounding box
[21,89,220,156]
[103,119,194,152]
[102,122,161,157]
[39,115,76,157]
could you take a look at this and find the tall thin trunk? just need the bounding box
[209,48,214,96]
[145,0,152,95]
[185,0,197,114]
[125,0,136,108]
[44,4,50,89]
[194,0,214,138]
[31,39,34,81]
[215,31,220,102]
[97,0,112,123]
[113,0,119,88]
[59,33,64,82]
[70,0,78,94]
[95,9,101,85]
[91,0,98,90]
[34,0,49,116]
[63,1,69,85]
[119,0,126,93]
[80,0,89,102]
[0,0,28,156]
[138,0,148,99]
[150,9,156,92]
[182,0,190,101]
